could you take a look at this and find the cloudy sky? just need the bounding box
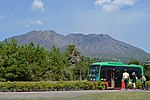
[0,0,150,53]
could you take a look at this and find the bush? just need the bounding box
[0,81,103,92]
[1,80,148,92]
[0,78,6,82]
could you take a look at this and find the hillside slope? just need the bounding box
[7,30,150,62]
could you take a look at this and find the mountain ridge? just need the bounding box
[6,30,150,62]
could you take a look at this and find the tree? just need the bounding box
[48,46,66,81]
[128,59,140,65]
[25,44,49,81]
[142,61,150,81]
[0,39,97,81]
[65,44,78,64]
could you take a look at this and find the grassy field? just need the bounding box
[52,92,150,100]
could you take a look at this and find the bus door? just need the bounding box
[114,68,122,89]
[107,68,115,89]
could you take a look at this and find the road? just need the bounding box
[0,89,149,99]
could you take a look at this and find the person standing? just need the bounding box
[141,74,146,90]
[123,69,130,91]
[131,72,137,90]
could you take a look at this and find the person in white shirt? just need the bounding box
[122,69,130,90]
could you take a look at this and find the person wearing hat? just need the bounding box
[122,69,130,90]
[131,72,137,90]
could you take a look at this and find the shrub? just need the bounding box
[0,81,103,92]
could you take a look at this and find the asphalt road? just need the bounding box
[0,89,149,99]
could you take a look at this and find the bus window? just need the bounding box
[125,67,142,79]
[89,65,100,81]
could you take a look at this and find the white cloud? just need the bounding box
[31,20,44,25]
[95,0,135,12]
[26,20,44,27]
[32,0,44,12]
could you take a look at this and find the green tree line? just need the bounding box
[0,39,149,82]
[0,39,95,81]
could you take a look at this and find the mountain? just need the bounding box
[6,30,150,62]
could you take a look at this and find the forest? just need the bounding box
[0,38,150,82]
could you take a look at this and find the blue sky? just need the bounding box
[0,0,150,53]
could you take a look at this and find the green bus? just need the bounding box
[87,62,144,89]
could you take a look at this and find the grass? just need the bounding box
[52,92,150,100]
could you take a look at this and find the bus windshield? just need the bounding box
[89,65,99,77]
